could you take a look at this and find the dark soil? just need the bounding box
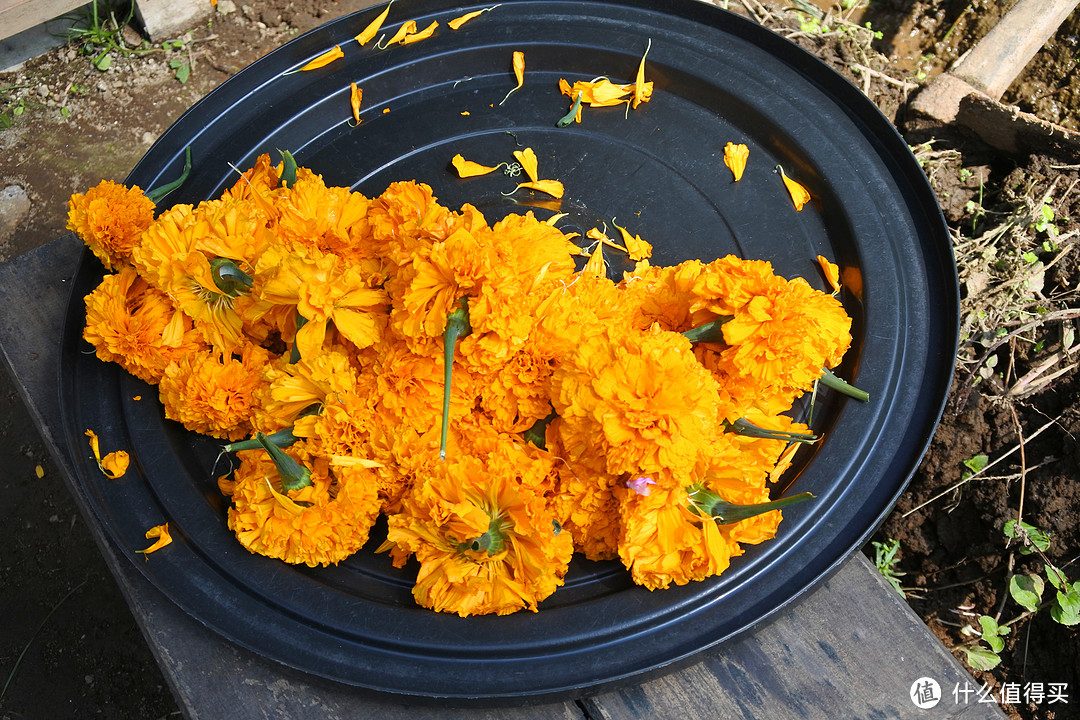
[2,1,1080,719]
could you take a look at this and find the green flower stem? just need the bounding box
[440,298,472,461]
[463,516,509,557]
[727,417,819,444]
[145,146,192,205]
[225,426,300,453]
[682,317,731,343]
[820,367,870,402]
[256,431,312,492]
[688,484,814,525]
[209,258,253,297]
[279,149,298,188]
[289,313,309,365]
[557,91,584,128]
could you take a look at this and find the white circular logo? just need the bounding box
[910,677,942,709]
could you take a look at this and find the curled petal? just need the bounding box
[350,83,363,124]
[385,20,417,46]
[296,45,343,72]
[777,165,811,211]
[138,523,173,555]
[400,20,438,45]
[448,4,499,29]
[816,254,841,293]
[355,0,395,45]
[501,51,525,105]
[101,451,130,479]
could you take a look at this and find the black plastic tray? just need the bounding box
[60,0,957,703]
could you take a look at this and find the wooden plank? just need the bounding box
[133,0,211,41]
[0,0,87,42]
[582,553,1008,719]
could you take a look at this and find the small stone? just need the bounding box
[141,131,156,145]
[216,0,237,14]
[37,84,49,97]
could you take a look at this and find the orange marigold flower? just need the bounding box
[83,266,206,385]
[369,338,476,430]
[719,275,852,404]
[157,343,273,441]
[224,446,381,567]
[272,170,375,263]
[132,199,270,353]
[255,348,361,431]
[366,181,462,264]
[393,226,500,340]
[619,259,705,332]
[545,433,623,561]
[257,245,389,360]
[550,325,723,477]
[382,446,572,616]
[67,179,155,271]
[617,483,736,590]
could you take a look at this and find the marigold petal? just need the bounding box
[778,166,811,211]
[400,20,438,45]
[514,180,563,199]
[350,82,363,124]
[452,154,499,178]
[101,450,130,479]
[723,142,749,182]
[448,4,498,29]
[138,523,173,555]
[297,45,343,72]
[355,0,394,45]
[513,148,539,182]
[385,20,417,45]
[816,254,841,293]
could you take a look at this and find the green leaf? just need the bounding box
[1046,564,1069,591]
[1004,519,1051,553]
[1022,251,1039,263]
[95,54,111,71]
[963,454,989,474]
[1009,573,1044,613]
[977,615,1007,652]
[175,62,190,84]
[1050,583,1080,626]
[60,106,71,119]
[963,645,1001,671]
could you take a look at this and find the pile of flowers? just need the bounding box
[69,153,855,616]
